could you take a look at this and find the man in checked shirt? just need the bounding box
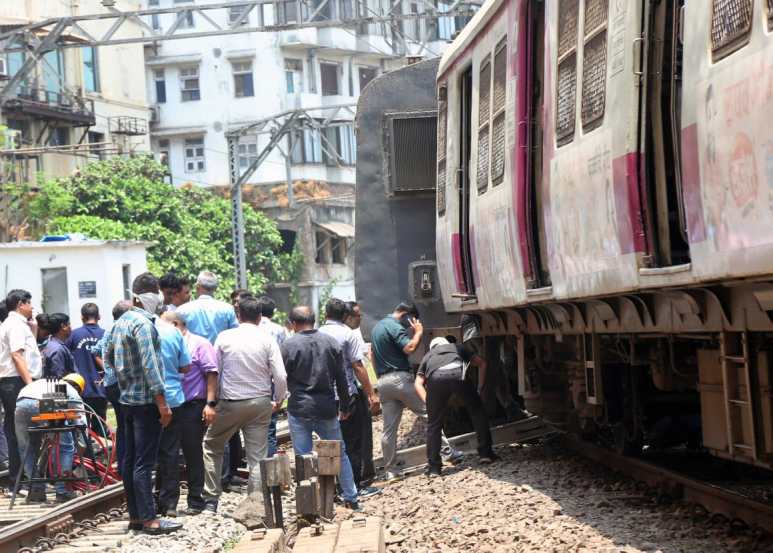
[105,273,181,536]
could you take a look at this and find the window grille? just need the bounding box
[437,86,448,215]
[388,115,438,193]
[556,0,579,145]
[710,0,753,60]
[769,0,773,30]
[477,57,491,192]
[490,38,507,185]
[437,159,447,214]
[581,0,607,130]
[180,66,200,102]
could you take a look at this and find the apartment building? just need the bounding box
[0,0,151,182]
[144,0,471,305]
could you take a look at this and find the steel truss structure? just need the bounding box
[226,103,356,287]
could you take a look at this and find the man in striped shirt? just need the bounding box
[105,273,180,536]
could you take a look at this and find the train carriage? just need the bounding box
[356,0,773,470]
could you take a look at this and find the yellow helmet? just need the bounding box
[62,373,86,395]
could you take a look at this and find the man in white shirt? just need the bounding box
[201,296,287,514]
[0,290,42,481]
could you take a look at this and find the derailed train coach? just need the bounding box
[358,0,773,468]
[432,0,773,465]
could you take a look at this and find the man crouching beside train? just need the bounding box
[414,337,498,477]
[15,373,86,503]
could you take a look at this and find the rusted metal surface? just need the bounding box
[563,437,773,534]
[0,483,124,553]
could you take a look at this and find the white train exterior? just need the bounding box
[432,0,773,467]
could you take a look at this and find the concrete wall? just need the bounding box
[0,242,148,327]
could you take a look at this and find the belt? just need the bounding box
[221,397,258,402]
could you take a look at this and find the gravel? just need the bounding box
[371,410,428,460]
[346,443,770,553]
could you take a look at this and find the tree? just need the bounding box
[28,156,295,295]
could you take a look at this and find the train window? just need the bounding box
[581,0,607,130]
[556,0,579,145]
[477,56,492,192]
[490,38,507,186]
[711,0,753,60]
[437,85,448,215]
[768,0,773,31]
[387,113,438,194]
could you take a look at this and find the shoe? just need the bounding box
[425,467,442,478]
[441,449,464,465]
[128,522,143,531]
[479,452,501,465]
[202,502,218,515]
[163,508,178,518]
[142,519,183,535]
[384,470,402,482]
[230,475,248,486]
[344,500,363,512]
[358,486,382,499]
[25,490,47,504]
[183,507,203,516]
[0,460,8,472]
[55,491,77,503]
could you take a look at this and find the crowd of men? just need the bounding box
[0,268,498,535]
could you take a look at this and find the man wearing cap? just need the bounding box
[15,373,86,503]
[414,337,497,477]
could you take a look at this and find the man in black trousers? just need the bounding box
[414,337,498,477]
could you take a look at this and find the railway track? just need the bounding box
[562,436,773,536]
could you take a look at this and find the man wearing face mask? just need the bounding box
[105,272,180,535]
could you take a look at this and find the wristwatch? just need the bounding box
[207,400,218,408]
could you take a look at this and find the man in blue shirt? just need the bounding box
[67,303,106,435]
[154,316,191,516]
[176,271,238,344]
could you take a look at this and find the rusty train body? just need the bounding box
[355,0,773,469]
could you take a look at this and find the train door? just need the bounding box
[458,66,476,296]
[523,0,550,288]
[642,0,691,266]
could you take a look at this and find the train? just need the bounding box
[355,0,773,469]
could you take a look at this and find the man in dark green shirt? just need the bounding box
[369,302,462,479]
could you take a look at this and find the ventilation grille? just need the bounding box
[581,31,607,128]
[584,0,608,36]
[558,0,579,59]
[477,127,490,191]
[711,0,752,58]
[492,46,507,112]
[437,104,447,156]
[437,159,446,214]
[556,54,577,145]
[390,116,438,192]
[490,113,506,183]
[478,60,491,125]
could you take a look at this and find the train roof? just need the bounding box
[437,0,507,80]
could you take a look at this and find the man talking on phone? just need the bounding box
[370,302,463,480]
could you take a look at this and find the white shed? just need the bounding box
[0,239,149,325]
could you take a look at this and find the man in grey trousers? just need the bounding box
[370,302,462,480]
[200,296,287,513]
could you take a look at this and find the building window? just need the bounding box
[151,14,161,30]
[580,0,607,130]
[556,0,579,146]
[184,137,206,172]
[476,56,491,193]
[331,237,347,264]
[358,67,377,91]
[232,60,255,98]
[158,138,170,168]
[48,128,70,146]
[82,47,100,93]
[228,5,251,26]
[285,59,303,93]
[122,265,131,300]
[154,69,167,103]
[434,0,455,40]
[237,135,258,174]
[276,0,300,24]
[180,66,201,101]
[339,124,356,165]
[177,9,194,29]
[320,62,340,96]
[43,50,65,95]
[315,231,329,263]
[291,127,323,164]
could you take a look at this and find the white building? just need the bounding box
[0,0,151,182]
[0,239,149,326]
[143,0,469,306]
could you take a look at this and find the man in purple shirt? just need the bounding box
[160,311,217,514]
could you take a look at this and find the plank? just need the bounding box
[231,528,284,553]
[293,523,339,553]
[333,516,385,553]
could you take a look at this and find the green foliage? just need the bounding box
[28,156,295,296]
[316,278,338,326]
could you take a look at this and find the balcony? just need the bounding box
[1,86,96,127]
[109,116,148,136]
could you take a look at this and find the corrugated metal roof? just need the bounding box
[313,221,355,238]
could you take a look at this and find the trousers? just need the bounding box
[0,377,24,480]
[122,404,162,522]
[340,392,367,488]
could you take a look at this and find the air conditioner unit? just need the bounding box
[0,57,8,80]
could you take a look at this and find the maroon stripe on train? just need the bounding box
[451,233,466,293]
[612,152,646,254]
[680,123,706,243]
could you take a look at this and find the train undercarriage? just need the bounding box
[437,280,773,470]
